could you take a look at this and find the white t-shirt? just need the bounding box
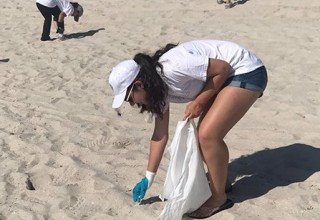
[36,0,74,16]
[159,40,264,103]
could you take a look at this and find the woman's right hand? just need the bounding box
[183,100,204,120]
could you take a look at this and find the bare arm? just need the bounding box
[56,12,67,35]
[58,12,66,22]
[184,58,232,119]
[196,58,232,104]
[147,108,170,173]
[132,110,169,202]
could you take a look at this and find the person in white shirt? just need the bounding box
[36,0,83,41]
[109,40,268,219]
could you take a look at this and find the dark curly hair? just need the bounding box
[132,43,178,118]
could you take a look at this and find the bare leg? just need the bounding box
[189,86,260,218]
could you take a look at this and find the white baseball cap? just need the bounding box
[109,60,140,109]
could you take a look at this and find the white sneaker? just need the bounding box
[57,33,67,41]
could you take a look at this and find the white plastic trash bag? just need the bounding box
[158,119,211,220]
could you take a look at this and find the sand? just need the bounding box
[0,0,319,219]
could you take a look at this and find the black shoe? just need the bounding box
[41,36,52,41]
[187,198,234,219]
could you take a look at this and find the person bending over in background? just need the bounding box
[36,0,83,41]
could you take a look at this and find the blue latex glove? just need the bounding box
[132,177,148,202]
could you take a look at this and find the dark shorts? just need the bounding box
[223,66,268,97]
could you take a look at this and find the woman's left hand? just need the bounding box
[183,100,203,120]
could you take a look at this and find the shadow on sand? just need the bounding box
[141,143,320,205]
[64,28,105,39]
[228,143,320,203]
[0,58,10,63]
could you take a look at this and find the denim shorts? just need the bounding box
[223,66,268,96]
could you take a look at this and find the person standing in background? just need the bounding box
[36,0,83,41]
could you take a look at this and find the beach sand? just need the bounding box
[0,0,319,219]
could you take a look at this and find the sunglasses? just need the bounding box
[125,83,134,102]
[115,84,135,116]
